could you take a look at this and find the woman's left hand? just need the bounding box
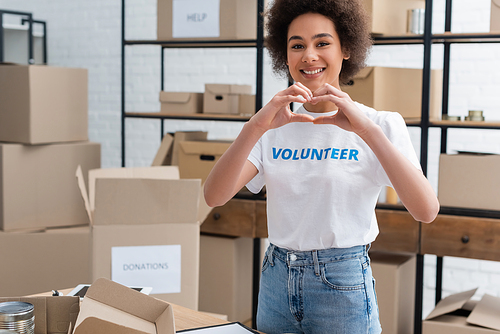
[311,83,373,137]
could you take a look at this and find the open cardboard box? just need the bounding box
[71,278,175,334]
[76,165,211,310]
[0,296,79,334]
[423,288,500,333]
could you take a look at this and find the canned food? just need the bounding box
[0,302,35,334]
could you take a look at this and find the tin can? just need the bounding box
[407,9,426,34]
[465,110,485,121]
[0,302,35,334]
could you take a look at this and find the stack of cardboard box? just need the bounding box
[0,63,101,297]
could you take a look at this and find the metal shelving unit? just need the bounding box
[374,0,500,332]
[0,9,47,64]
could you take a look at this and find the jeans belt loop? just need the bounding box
[312,250,320,276]
[268,244,275,266]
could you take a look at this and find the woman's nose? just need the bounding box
[302,47,318,62]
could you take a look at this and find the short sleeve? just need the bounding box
[246,137,266,194]
[375,111,422,187]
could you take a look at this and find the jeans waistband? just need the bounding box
[267,243,369,268]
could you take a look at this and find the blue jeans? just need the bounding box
[257,243,382,334]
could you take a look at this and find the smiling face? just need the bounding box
[286,12,347,92]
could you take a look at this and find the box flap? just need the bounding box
[178,141,232,156]
[89,166,180,212]
[426,288,478,320]
[76,165,93,225]
[152,133,174,166]
[74,278,174,334]
[159,92,192,104]
[467,294,500,331]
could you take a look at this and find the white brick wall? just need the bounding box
[1,0,499,319]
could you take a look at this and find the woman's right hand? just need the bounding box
[249,82,315,132]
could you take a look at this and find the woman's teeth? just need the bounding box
[303,68,323,75]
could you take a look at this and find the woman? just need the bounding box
[204,0,439,333]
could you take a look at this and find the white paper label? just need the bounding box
[172,0,220,38]
[111,245,181,294]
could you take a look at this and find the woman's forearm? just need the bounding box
[360,123,440,223]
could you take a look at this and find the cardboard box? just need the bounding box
[0,64,88,144]
[177,140,232,183]
[203,84,252,115]
[491,0,500,32]
[341,67,442,120]
[0,141,101,231]
[157,0,258,41]
[238,94,256,116]
[423,288,500,333]
[76,166,208,310]
[159,91,203,115]
[438,153,500,211]
[0,226,91,298]
[363,0,426,36]
[199,235,253,322]
[0,296,80,334]
[370,252,416,334]
[72,278,175,334]
[152,131,208,167]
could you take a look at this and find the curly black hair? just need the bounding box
[264,0,372,85]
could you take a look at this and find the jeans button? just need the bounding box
[290,254,297,261]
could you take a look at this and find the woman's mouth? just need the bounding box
[301,68,324,75]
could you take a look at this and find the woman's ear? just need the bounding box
[342,48,350,60]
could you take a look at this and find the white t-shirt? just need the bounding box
[246,103,421,251]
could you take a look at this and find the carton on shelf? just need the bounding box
[0,141,101,231]
[72,278,175,334]
[341,67,442,121]
[363,0,426,36]
[370,252,416,334]
[203,84,252,115]
[151,131,208,167]
[157,0,258,41]
[423,288,500,333]
[76,165,211,310]
[438,153,500,211]
[0,63,88,144]
[0,296,80,334]
[491,0,500,32]
[159,91,203,115]
[177,140,232,183]
[0,226,91,298]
